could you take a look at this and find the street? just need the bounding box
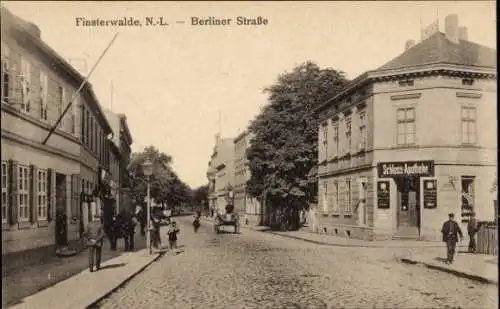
[95,216,497,309]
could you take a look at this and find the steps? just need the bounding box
[393,226,420,240]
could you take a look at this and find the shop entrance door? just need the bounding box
[395,176,420,238]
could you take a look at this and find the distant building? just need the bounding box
[1,7,113,259]
[104,109,133,214]
[233,130,262,225]
[313,15,496,241]
[207,134,234,214]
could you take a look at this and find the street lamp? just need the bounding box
[142,159,154,255]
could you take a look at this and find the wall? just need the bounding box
[1,139,79,254]
[372,75,497,156]
[317,168,375,240]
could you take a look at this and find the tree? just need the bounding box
[192,185,209,207]
[246,61,349,230]
[128,146,191,209]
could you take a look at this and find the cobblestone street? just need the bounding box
[95,216,497,309]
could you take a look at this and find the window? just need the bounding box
[69,94,77,135]
[332,123,339,156]
[90,118,94,151]
[57,86,64,128]
[461,106,476,144]
[94,121,98,153]
[1,162,8,223]
[98,129,102,159]
[462,79,474,86]
[86,110,91,147]
[37,169,48,220]
[39,71,48,120]
[322,126,328,146]
[359,112,366,150]
[461,176,475,222]
[397,107,415,145]
[1,43,10,104]
[82,108,87,144]
[345,179,352,213]
[18,165,30,221]
[20,57,31,113]
[346,119,352,153]
[322,182,328,212]
[398,79,414,87]
[332,181,339,213]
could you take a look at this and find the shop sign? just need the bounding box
[377,181,390,209]
[377,161,434,178]
[423,179,437,209]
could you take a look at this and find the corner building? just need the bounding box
[314,15,496,241]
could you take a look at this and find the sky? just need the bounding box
[2,1,496,188]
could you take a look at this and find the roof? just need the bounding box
[313,31,496,116]
[377,32,497,71]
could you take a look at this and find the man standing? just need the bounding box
[467,212,480,253]
[441,213,463,264]
[83,214,105,272]
[122,210,136,252]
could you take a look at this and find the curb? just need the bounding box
[260,230,448,248]
[400,258,497,285]
[86,251,165,308]
[202,217,446,249]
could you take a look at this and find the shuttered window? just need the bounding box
[37,169,48,220]
[1,161,8,223]
[18,165,30,221]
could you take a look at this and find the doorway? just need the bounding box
[394,176,420,238]
[357,180,368,226]
[55,173,68,246]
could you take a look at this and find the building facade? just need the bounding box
[104,109,134,214]
[1,8,113,256]
[207,134,235,214]
[233,130,262,225]
[314,15,497,241]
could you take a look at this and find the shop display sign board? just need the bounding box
[423,179,437,209]
[377,161,434,178]
[377,181,390,209]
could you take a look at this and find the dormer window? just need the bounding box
[462,78,474,86]
[398,79,414,87]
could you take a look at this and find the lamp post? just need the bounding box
[142,159,153,255]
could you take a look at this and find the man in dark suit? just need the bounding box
[441,213,463,264]
[120,210,136,251]
[83,214,105,272]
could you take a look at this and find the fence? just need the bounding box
[477,222,498,256]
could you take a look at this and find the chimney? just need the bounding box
[459,26,468,41]
[444,14,459,44]
[405,40,416,51]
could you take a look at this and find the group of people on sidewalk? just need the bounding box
[441,212,481,265]
[82,209,140,272]
[82,206,184,272]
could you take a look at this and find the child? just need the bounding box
[167,221,180,254]
[193,215,201,233]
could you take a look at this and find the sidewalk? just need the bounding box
[401,252,498,285]
[7,249,161,309]
[3,231,146,308]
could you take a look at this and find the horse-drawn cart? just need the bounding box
[214,211,240,234]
